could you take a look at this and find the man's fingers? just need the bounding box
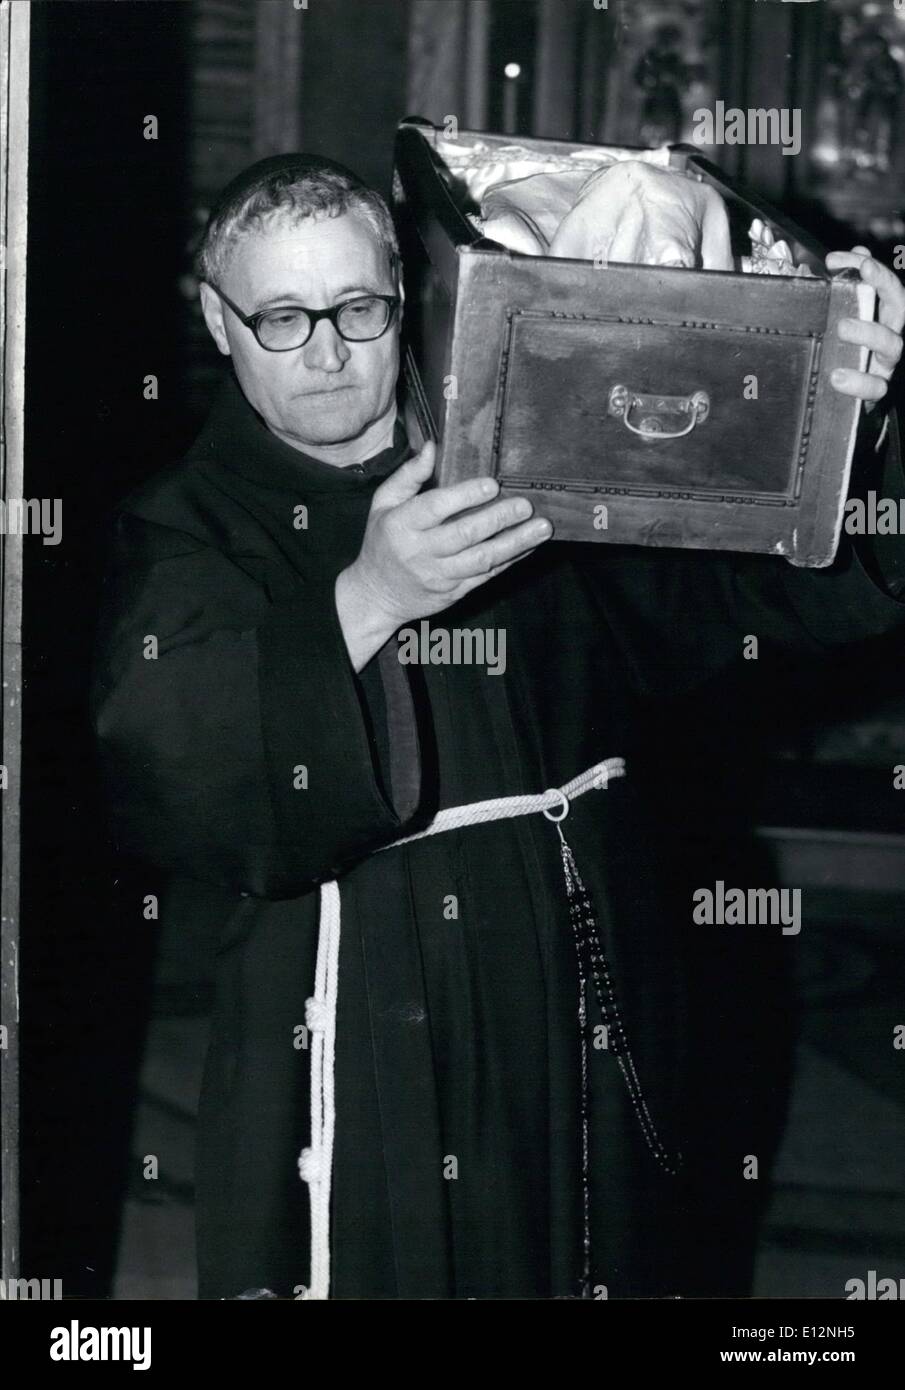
[825,248,869,272]
[444,516,553,579]
[837,317,903,375]
[432,495,535,556]
[408,474,500,529]
[830,367,888,402]
[827,248,905,399]
[457,546,543,597]
[826,248,905,334]
[372,440,436,510]
[857,253,905,334]
[825,247,872,276]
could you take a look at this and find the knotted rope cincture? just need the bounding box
[297,756,626,1301]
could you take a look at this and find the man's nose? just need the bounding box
[301,318,351,372]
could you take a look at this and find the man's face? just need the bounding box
[201,210,401,451]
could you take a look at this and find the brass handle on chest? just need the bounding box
[607,384,710,440]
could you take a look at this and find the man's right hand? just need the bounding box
[335,441,553,672]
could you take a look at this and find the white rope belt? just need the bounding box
[296,755,626,1300]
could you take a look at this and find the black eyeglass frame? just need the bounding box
[208,283,401,352]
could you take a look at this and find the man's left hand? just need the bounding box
[827,245,905,403]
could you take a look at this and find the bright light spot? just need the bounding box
[504,62,521,79]
[812,142,840,166]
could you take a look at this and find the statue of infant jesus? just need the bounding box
[481,159,809,276]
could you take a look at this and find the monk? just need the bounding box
[91,153,905,1301]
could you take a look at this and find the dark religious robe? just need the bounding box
[91,370,905,1300]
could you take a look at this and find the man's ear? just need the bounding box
[390,249,405,315]
[199,282,231,357]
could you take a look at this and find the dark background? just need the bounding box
[20,0,905,1297]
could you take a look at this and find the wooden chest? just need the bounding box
[392,119,874,567]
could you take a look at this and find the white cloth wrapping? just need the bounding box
[483,159,734,270]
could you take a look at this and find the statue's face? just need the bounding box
[550,162,734,272]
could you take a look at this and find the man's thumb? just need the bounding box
[372,440,436,508]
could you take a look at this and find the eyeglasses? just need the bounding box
[208,283,400,352]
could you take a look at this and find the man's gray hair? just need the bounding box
[196,153,399,286]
